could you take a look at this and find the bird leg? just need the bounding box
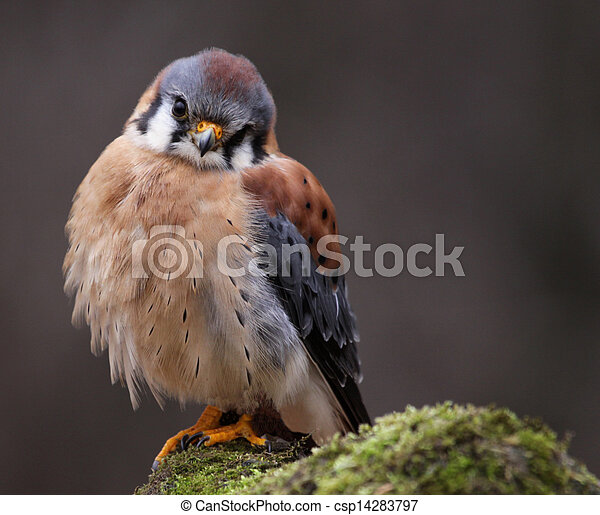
[193,414,267,447]
[152,405,223,470]
[152,405,268,471]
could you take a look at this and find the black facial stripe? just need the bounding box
[136,96,162,134]
[251,132,267,164]
[170,126,188,145]
[222,125,249,167]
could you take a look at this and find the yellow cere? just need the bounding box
[197,121,223,140]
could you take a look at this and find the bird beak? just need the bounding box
[191,121,223,157]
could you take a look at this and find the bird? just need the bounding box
[63,48,370,470]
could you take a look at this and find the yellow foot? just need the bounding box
[152,405,222,471]
[199,414,267,448]
[151,407,268,471]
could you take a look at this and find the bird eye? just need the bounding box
[171,99,188,119]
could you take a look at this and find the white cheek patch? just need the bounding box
[230,138,255,171]
[145,104,178,152]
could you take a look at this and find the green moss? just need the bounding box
[136,403,600,495]
[135,438,311,495]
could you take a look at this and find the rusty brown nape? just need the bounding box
[242,155,342,273]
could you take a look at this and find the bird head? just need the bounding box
[126,48,277,170]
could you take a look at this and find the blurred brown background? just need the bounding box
[1,1,599,493]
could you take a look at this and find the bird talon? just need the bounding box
[185,431,205,449]
[153,405,223,467]
[260,434,292,452]
[152,406,282,471]
[180,433,190,451]
[196,435,211,448]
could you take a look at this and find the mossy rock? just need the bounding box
[136,403,600,495]
[135,438,311,495]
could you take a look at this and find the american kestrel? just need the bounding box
[64,48,369,470]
